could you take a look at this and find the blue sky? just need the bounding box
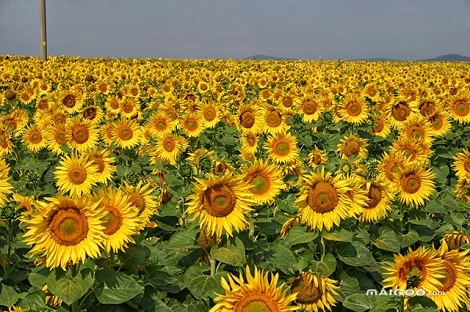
[1,0,469,60]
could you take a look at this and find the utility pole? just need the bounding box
[39,0,47,60]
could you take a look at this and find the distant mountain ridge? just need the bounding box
[244,54,470,61]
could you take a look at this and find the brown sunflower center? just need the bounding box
[109,99,120,110]
[102,206,123,236]
[29,131,42,144]
[72,125,89,144]
[384,161,403,181]
[400,172,421,194]
[391,101,411,121]
[63,95,76,108]
[117,127,133,141]
[312,153,323,165]
[346,100,362,116]
[156,119,167,130]
[452,99,469,117]
[185,119,198,131]
[246,135,257,147]
[202,184,236,218]
[83,107,97,120]
[265,110,282,127]
[128,193,146,214]
[0,130,9,148]
[234,294,278,312]
[408,125,424,139]
[54,114,66,125]
[419,101,435,116]
[307,182,339,213]
[343,140,360,157]
[282,97,293,108]
[240,111,255,128]
[367,183,383,209]
[3,118,17,131]
[90,156,105,173]
[122,102,134,114]
[291,276,323,304]
[55,130,67,145]
[429,114,443,130]
[68,166,87,185]
[372,119,384,133]
[163,138,175,152]
[302,99,317,115]
[203,107,216,121]
[49,208,88,246]
[247,172,271,195]
[274,141,290,156]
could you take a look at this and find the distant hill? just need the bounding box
[420,54,470,62]
[244,53,470,62]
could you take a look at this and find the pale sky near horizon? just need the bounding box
[1,0,469,60]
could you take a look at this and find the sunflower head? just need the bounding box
[289,272,339,312]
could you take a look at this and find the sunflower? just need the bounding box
[417,96,440,118]
[399,115,434,144]
[181,113,205,138]
[306,146,328,168]
[359,179,395,222]
[265,132,299,164]
[55,153,99,197]
[454,177,470,201]
[151,133,188,165]
[0,175,13,207]
[428,242,470,311]
[94,188,140,253]
[119,97,140,119]
[295,168,360,231]
[200,101,221,128]
[100,122,115,146]
[65,117,99,153]
[210,266,298,312]
[386,96,418,129]
[22,196,105,269]
[261,105,290,135]
[337,134,368,162]
[0,126,13,156]
[45,124,68,155]
[288,272,340,312]
[427,111,452,138]
[453,148,470,180]
[442,231,470,251]
[58,90,83,114]
[122,181,159,230]
[105,94,121,114]
[12,192,36,213]
[81,105,104,125]
[86,147,116,185]
[148,111,177,138]
[338,93,369,124]
[112,118,141,149]
[382,246,445,294]
[377,151,410,186]
[1,109,29,137]
[236,103,263,134]
[240,133,259,156]
[295,93,322,123]
[242,159,285,205]
[448,93,470,123]
[395,165,435,208]
[370,113,391,138]
[390,137,431,166]
[22,124,47,153]
[187,173,254,238]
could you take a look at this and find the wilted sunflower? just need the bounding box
[94,188,140,253]
[338,93,369,124]
[187,173,254,238]
[359,179,394,222]
[337,134,368,162]
[288,272,340,312]
[428,241,470,311]
[122,181,159,230]
[22,124,47,153]
[395,165,435,207]
[22,196,106,270]
[242,159,285,205]
[55,153,99,197]
[382,246,445,293]
[210,266,298,312]
[45,124,68,155]
[295,168,359,231]
[86,147,116,185]
[65,117,99,153]
[112,118,141,149]
[442,231,470,251]
[265,132,299,164]
[453,148,470,180]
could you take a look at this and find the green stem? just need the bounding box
[70,264,80,312]
[319,231,326,261]
[398,294,405,312]
[4,219,13,277]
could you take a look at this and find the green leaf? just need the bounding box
[275,193,297,214]
[398,229,419,248]
[282,225,318,247]
[18,291,51,311]
[211,237,245,267]
[270,242,297,273]
[343,293,375,312]
[167,227,199,250]
[0,285,25,307]
[323,228,354,242]
[311,253,337,277]
[433,165,449,186]
[119,245,149,269]
[411,224,435,242]
[186,274,220,300]
[407,295,438,311]
[338,271,361,300]
[372,226,400,253]
[434,147,453,159]
[28,267,49,288]
[95,270,144,305]
[46,268,94,306]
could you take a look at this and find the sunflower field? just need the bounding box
[0,55,470,312]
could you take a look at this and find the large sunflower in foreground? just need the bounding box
[382,246,445,293]
[187,173,254,238]
[428,242,470,312]
[288,272,340,312]
[242,159,285,205]
[295,168,359,231]
[210,266,298,312]
[94,188,140,253]
[54,153,99,197]
[395,165,435,207]
[22,196,105,270]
